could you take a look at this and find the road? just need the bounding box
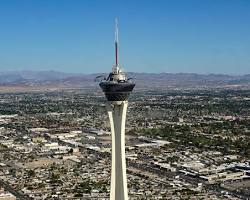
[57,138,250,199]
[0,178,32,200]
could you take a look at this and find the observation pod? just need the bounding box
[99,74,135,101]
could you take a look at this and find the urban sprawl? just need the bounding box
[0,88,249,199]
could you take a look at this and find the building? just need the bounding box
[99,19,135,200]
[0,188,16,200]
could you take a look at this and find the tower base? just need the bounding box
[107,101,128,200]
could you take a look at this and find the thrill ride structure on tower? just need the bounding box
[99,19,135,101]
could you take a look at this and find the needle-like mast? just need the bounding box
[115,18,119,67]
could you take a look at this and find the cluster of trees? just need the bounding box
[0,143,7,150]
[50,172,62,184]
[139,124,250,158]
[172,188,198,196]
[74,179,108,197]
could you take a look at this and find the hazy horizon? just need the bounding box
[0,69,250,76]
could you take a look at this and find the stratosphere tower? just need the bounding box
[99,19,135,200]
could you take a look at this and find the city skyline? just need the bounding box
[0,0,250,74]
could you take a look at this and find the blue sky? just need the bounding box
[0,0,249,74]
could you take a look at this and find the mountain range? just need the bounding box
[0,71,249,90]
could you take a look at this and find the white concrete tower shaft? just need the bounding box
[107,101,128,200]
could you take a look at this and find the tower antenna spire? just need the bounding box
[115,18,119,67]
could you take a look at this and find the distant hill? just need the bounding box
[129,73,250,89]
[0,71,249,90]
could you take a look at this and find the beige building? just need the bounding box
[0,188,16,200]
